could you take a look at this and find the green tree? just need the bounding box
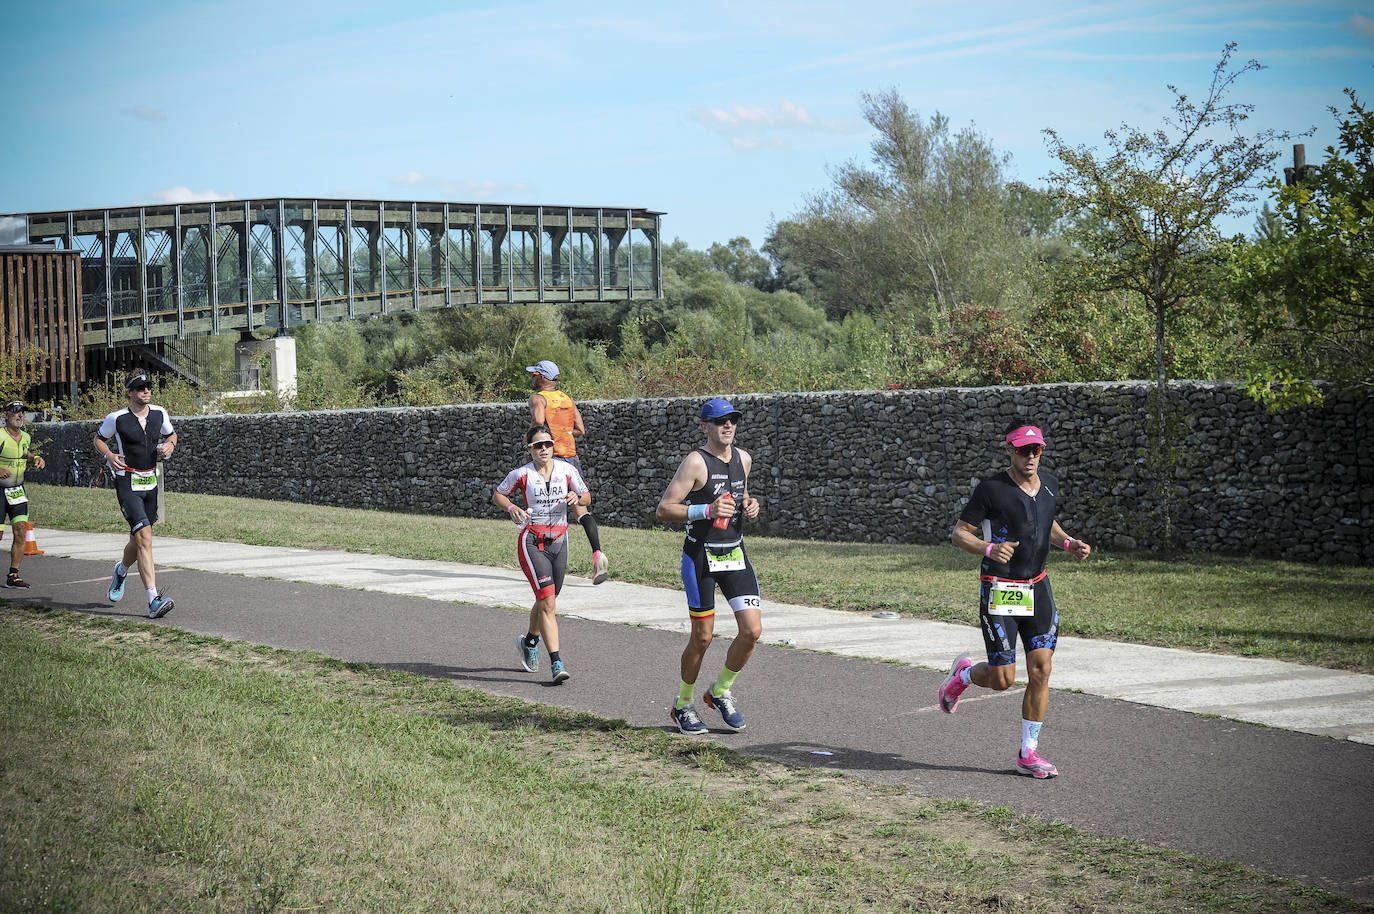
[1042,43,1298,431]
[772,89,1022,321]
[1227,89,1374,407]
[0,347,46,406]
[708,237,773,290]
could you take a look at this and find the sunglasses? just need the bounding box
[707,416,740,426]
[529,440,555,450]
[1013,444,1043,457]
[128,383,151,391]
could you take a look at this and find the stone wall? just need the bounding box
[27,382,1373,564]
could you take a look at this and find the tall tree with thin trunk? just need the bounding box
[1043,44,1296,431]
[1043,44,1299,541]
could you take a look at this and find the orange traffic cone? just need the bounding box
[23,522,43,556]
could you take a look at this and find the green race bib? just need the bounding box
[988,578,1034,617]
[130,470,158,492]
[3,485,26,507]
[706,546,746,573]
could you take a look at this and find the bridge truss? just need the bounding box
[10,198,663,347]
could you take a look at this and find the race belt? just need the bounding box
[525,522,568,551]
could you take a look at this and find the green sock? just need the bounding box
[676,680,695,709]
[713,666,740,696]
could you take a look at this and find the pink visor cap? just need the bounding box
[1006,425,1045,448]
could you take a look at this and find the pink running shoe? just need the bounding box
[1016,750,1059,779]
[938,654,973,713]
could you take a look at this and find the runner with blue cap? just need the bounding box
[655,397,762,734]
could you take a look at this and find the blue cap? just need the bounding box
[525,359,559,380]
[699,398,741,421]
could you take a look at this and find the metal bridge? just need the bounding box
[4,198,664,348]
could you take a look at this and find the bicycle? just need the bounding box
[61,448,84,487]
[61,448,112,488]
[88,461,112,489]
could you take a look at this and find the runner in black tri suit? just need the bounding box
[937,422,1092,779]
[94,373,179,619]
[656,398,761,735]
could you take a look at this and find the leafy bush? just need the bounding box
[65,373,203,421]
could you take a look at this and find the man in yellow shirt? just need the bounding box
[0,401,46,589]
[527,360,608,584]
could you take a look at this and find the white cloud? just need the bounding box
[150,187,234,203]
[1345,13,1374,44]
[122,105,167,122]
[696,99,851,133]
[696,99,855,153]
[389,171,534,200]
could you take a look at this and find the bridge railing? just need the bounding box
[14,198,664,347]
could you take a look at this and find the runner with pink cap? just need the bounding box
[938,420,1093,779]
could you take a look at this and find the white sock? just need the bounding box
[147,587,159,603]
[1021,718,1042,755]
[959,667,972,686]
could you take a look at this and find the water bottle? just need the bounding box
[712,492,734,529]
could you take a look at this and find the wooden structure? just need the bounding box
[7,198,664,348]
[0,245,84,395]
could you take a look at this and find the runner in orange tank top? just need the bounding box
[528,360,609,584]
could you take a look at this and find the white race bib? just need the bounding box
[3,485,26,509]
[129,469,158,492]
[988,578,1035,616]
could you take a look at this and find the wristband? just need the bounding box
[687,503,709,522]
[1063,538,1075,552]
[984,542,994,558]
[506,503,518,514]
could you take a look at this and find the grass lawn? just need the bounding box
[27,485,1373,673]
[2,607,1365,914]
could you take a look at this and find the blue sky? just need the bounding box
[3,1,1370,249]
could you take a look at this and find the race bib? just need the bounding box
[706,546,746,573]
[988,578,1035,616]
[3,485,27,508]
[129,470,158,492]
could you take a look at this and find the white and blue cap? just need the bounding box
[699,397,742,421]
[526,359,560,380]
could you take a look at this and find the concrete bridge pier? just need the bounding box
[234,335,297,398]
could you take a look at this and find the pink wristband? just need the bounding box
[506,503,517,514]
[1063,538,1075,552]
[704,504,711,519]
[984,542,994,558]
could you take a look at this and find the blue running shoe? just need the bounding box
[147,594,174,619]
[551,659,570,684]
[703,684,746,732]
[670,703,708,735]
[108,564,127,603]
[517,635,539,673]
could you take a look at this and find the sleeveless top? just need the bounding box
[683,447,747,552]
[0,429,30,486]
[538,389,578,457]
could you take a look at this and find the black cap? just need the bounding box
[125,373,151,390]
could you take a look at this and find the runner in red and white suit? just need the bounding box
[492,426,589,684]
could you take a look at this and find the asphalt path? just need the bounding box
[9,554,1373,901]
